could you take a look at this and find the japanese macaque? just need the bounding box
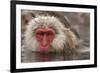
[21,11,90,62]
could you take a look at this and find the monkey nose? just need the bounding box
[42,35,47,46]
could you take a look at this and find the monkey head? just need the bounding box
[24,15,79,52]
[21,11,90,61]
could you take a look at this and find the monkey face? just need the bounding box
[35,28,55,52]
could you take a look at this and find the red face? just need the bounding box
[35,28,55,52]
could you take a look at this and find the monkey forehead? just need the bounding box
[28,16,67,31]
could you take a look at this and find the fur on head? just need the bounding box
[24,15,79,52]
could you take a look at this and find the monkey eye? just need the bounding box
[36,32,44,36]
[46,32,53,35]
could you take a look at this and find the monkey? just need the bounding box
[21,10,90,62]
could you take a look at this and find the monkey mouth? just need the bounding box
[39,45,50,52]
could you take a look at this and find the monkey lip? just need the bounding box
[39,45,50,52]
